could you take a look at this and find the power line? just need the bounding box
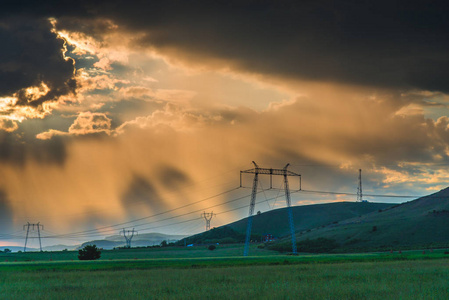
[8,168,242,222]
[41,188,251,239]
[299,189,420,198]
[41,187,241,239]
[0,186,424,241]
[1,166,443,244]
[43,189,284,240]
[136,192,297,234]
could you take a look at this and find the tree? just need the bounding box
[3,248,11,253]
[78,245,101,260]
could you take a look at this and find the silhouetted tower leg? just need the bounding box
[283,164,297,254]
[244,161,259,256]
[23,223,30,252]
[37,222,43,252]
[357,169,363,202]
[201,212,215,231]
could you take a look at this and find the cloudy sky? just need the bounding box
[1,0,449,247]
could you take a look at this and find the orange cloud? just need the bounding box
[37,112,112,139]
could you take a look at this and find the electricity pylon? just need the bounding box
[240,162,301,256]
[357,169,363,202]
[201,211,215,231]
[23,222,44,252]
[120,228,137,248]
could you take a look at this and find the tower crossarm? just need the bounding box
[241,167,300,177]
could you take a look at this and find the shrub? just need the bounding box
[78,245,101,260]
[208,245,216,251]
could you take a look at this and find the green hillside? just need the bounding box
[271,187,449,252]
[179,201,393,245]
[227,201,394,237]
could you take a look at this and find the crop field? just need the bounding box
[1,245,449,299]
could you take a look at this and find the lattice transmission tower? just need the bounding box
[121,228,137,248]
[357,169,363,202]
[201,211,215,231]
[23,222,44,252]
[240,162,301,256]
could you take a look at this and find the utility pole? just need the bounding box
[120,228,137,248]
[23,222,44,252]
[201,211,215,231]
[357,169,363,202]
[240,162,301,256]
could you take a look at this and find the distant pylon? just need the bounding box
[23,222,44,252]
[120,228,137,248]
[201,211,215,231]
[357,169,363,202]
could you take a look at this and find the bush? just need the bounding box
[78,245,101,260]
[208,245,216,251]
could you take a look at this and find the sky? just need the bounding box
[1,0,449,247]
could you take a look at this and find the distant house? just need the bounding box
[263,234,276,242]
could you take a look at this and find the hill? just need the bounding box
[270,187,449,252]
[0,246,31,252]
[179,201,393,245]
[176,226,250,246]
[82,233,186,249]
[226,201,394,237]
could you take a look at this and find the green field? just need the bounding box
[1,245,449,299]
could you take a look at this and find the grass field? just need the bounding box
[1,245,449,299]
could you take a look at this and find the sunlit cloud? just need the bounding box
[0,118,19,132]
[116,103,215,134]
[119,86,196,104]
[373,165,449,191]
[37,111,112,139]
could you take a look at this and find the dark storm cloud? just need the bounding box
[158,165,191,189]
[14,0,447,92]
[0,131,66,165]
[0,17,76,106]
[122,175,161,205]
[122,0,449,92]
[121,175,172,219]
